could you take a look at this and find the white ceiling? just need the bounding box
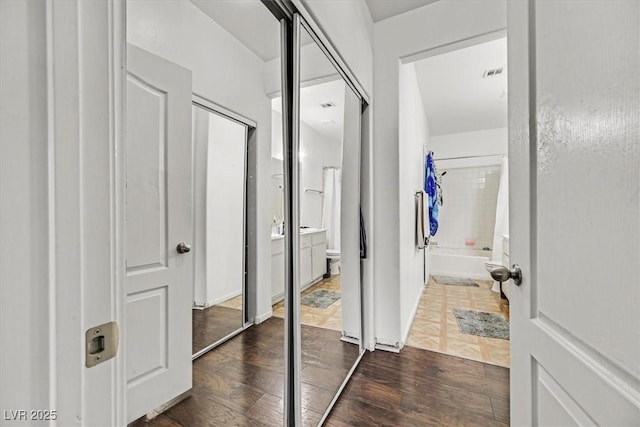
[189,0,281,61]
[365,0,439,22]
[272,79,346,143]
[414,37,508,136]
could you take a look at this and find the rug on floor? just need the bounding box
[452,308,510,340]
[301,289,341,309]
[433,275,479,287]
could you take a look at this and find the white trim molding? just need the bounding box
[45,0,126,424]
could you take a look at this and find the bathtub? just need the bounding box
[428,246,494,280]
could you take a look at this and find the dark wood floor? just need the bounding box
[137,318,510,426]
[192,305,243,355]
[326,345,510,426]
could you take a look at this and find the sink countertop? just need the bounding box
[271,228,326,240]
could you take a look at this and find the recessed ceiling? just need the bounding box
[414,37,508,136]
[272,79,346,142]
[365,0,439,22]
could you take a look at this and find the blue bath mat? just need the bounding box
[433,275,479,287]
[452,308,510,340]
[301,290,341,309]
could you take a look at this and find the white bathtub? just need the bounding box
[428,246,494,280]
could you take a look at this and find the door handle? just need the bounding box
[489,264,522,286]
[176,242,191,254]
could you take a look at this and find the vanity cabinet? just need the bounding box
[271,229,327,304]
[271,236,285,303]
[311,233,327,279]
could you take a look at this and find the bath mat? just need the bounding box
[433,275,479,287]
[452,308,510,340]
[301,290,341,309]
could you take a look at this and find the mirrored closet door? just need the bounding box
[125,0,285,424]
[293,15,365,425]
[191,99,250,358]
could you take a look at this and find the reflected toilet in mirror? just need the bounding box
[269,19,364,424]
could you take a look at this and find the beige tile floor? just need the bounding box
[217,294,243,310]
[272,274,343,332]
[406,276,511,367]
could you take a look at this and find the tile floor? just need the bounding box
[406,276,511,367]
[217,294,243,310]
[272,274,343,332]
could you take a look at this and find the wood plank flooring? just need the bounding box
[326,345,510,426]
[192,305,243,355]
[135,318,510,426]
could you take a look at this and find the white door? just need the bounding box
[125,45,193,422]
[509,1,640,425]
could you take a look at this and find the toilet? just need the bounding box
[326,249,341,275]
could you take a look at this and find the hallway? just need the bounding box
[133,317,509,426]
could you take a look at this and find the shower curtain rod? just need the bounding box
[435,154,504,161]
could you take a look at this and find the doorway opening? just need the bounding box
[402,36,511,368]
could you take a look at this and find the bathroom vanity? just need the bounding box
[271,229,327,303]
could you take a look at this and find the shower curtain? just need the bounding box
[322,168,341,251]
[491,157,509,291]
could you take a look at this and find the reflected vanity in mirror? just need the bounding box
[270,17,364,424]
[191,99,250,358]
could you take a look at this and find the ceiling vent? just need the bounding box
[320,102,335,108]
[483,67,504,78]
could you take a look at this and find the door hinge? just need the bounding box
[85,321,119,367]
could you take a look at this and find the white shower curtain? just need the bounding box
[322,168,341,251]
[490,157,509,291]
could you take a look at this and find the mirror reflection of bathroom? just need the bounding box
[270,22,363,422]
[404,36,511,368]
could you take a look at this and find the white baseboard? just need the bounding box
[194,289,242,309]
[254,309,272,324]
[374,341,401,353]
[400,282,424,347]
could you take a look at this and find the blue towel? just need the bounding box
[425,153,439,236]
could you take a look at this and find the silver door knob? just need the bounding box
[176,242,191,254]
[489,264,522,286]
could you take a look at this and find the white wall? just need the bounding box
[203,114,246,306]
[270,110,342,229]
[430,127,508,159]
[300,127,342,229]
[298,0,373,96]
[398,63,430,344]
[128,0,273,320]
[373,0,507,347]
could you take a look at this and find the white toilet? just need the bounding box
[326,249,341,275]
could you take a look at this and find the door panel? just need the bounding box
[126,44,193,422]
[508,1,640,425]
[340,85,362,340]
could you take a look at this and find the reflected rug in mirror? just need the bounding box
[301,290,341,309]
[452,308,510,340]
[433,275,479,287]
